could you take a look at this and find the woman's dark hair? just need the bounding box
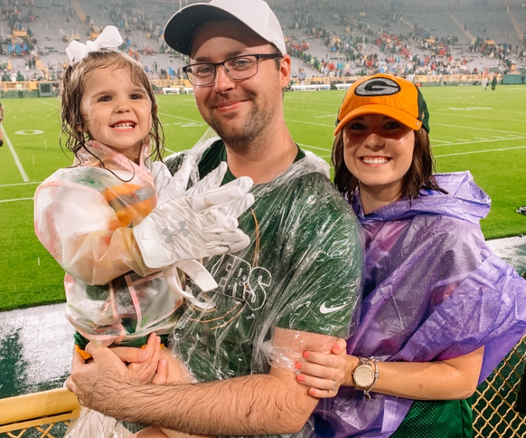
[332,126,445,200]
[60,49,164,161]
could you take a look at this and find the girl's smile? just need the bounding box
[80,66,153,163]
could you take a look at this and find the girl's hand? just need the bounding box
[295,338,352,398]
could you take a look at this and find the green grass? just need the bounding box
[1,85,525,311]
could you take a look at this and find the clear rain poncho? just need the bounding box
[313,171,526,438]
[34,140,183,348]
[165,134,363,381]
[162,135,363,438]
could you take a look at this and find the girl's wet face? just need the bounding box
[80,65,153,163]
[343,114,415,200]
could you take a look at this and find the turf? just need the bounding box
[1,85,525,311]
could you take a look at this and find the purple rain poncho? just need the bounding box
[313,171,526,438]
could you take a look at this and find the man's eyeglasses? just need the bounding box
[183,53,282,86]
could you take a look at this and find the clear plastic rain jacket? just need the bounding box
[165,137,363,376]
[313,171,526,438]
[164,137,363,438]
[34,140,182,347]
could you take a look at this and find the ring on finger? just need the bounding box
[331,380,337,392]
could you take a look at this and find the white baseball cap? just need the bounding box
[163,0,287,56]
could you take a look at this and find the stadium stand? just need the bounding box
[0,0,525,95]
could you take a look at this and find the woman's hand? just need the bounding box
[295,338,356,398]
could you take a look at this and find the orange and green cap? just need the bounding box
[334,74,430,135]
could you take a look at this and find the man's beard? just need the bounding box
[204,95,275,155]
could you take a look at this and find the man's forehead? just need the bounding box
[190,20,270,59]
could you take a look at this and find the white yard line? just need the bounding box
[1,125,28,182]
[0,181,41,188]
[432,123,525,136]
[159,101,198,109]
[158,112,205,124]
[297,142,331,153]
[430,139,452,144]
[285,118,334,128]
[432,136,526,148]
[435,145,526,158]
[0,197,33,203]
[37,99,59,107]
[437,113,526,124]
[286,107,338,115]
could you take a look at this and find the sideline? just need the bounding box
[1,125,29,182]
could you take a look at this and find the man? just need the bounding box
[67,1,362,436]
[16,82,23,98]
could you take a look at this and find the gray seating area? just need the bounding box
[0,0,525,82]
[274,0,526,77]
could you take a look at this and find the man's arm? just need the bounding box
[67,328,337,435]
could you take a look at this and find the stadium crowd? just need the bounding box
[0,0,525,84]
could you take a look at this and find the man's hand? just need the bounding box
[112,334,168,385]
[113,336,195,385]
[66,334,167,408]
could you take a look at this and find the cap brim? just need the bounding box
[334,104,422,136]
[164,4,240,55]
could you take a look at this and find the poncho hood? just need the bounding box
[353,171,491,226]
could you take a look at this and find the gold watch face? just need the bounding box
[353,364,375,388]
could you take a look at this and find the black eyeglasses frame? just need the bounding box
[182,53,282,86]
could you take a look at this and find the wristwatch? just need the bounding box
[352,357,379,400]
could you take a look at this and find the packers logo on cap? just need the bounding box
[334,74,430,134]
[355,77,401,97]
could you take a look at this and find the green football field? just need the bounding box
[1,85,525,311]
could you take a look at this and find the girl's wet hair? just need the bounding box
[332,127,445,201]
[60,49,164,161]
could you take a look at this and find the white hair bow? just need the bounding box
[66,25,123,63]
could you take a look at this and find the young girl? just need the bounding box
[294,74,526,437]
[34,29,253,437]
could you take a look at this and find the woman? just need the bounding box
[295,74,526,437]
